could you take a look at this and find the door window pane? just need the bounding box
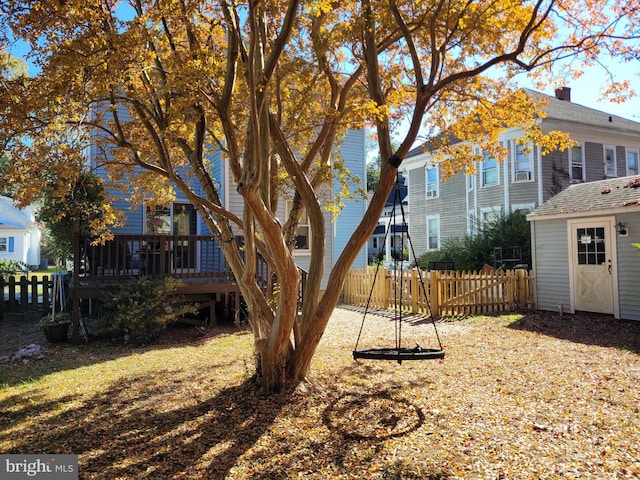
[577,227,606,265]
[146,206,171,234]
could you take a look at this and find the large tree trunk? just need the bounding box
[288,161,400,382]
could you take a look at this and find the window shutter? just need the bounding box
[8,236,15,253]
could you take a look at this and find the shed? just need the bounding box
[527,176,640,321]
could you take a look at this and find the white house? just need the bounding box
[0,196,42,269]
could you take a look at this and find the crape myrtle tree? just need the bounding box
[1,0,638,392]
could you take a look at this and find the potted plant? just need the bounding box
[39,312,71,343]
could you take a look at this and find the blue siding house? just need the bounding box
[73,128,368,310]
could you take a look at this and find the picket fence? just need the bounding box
[0,275,66,317]
[342,267,534,317]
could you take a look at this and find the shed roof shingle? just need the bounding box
[528,176,640,219]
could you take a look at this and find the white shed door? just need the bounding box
[569,220,615,315]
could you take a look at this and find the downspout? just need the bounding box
[529,218,537,308]
[537,145,544,207]
[473,160,478,233]
[503,145,509,212]
[466,172,470,235]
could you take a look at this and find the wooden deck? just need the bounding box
[71,234,306,322]
[72,234,244,297]
[70,234,247,323]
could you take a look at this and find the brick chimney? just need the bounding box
[554,87,571,101]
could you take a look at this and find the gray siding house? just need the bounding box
[527,176,640,321]
[403,89,640,263]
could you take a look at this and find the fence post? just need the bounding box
[42,275,50,314]
[0,277,4,317]
[429,270,440,318]
[382,268,390,310]
[29,276,39,312]
[514,269,533,308]
[19,276,29,312]
[505,270,513,311]
[411,269,419,314]
[8,276,16,312]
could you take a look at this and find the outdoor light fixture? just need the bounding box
[617,222,629,236]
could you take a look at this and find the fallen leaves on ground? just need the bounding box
[1,307,639,479]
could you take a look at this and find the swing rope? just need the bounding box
[353,173,444,362]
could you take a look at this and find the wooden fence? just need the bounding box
[342,268,534,317]
[0,275,66,318]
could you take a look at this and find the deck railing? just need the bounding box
[1,235,308,316]
[73,234,307,311]
[342,267,534,317]
[75,234,234,281]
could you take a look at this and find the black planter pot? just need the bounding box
[42,323,70,343]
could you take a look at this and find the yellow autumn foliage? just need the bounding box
[1,0,637,391]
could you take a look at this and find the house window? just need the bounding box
[144,204,197,235]
[426,166,439,198]
[0,236,14,253]
[286,201,310,251]
[467,213,477,236]
[467,171,476,192]
[627,148,639,176]
[569,145,584,182]
[481,152,498,186]
[513,143,532,182]
[145,205,172,234]
[511,203,535,214]
[426,215,440,251]
[480,207,500,227]
[604,146,617,177]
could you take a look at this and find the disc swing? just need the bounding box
[353,173,445,364]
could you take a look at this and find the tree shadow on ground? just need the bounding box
[1,370,287,479]
[0,317,251,387]
[507,311,640,354]
[338,303,445,326]
[238,364,452,480]
[1,358,452,479]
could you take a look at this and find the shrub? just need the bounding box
[98,276,197,344]
[416,210,531,271]
[0,260,27,281]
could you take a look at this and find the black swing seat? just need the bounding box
[353,347,445,361]
[352,174,445,364]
